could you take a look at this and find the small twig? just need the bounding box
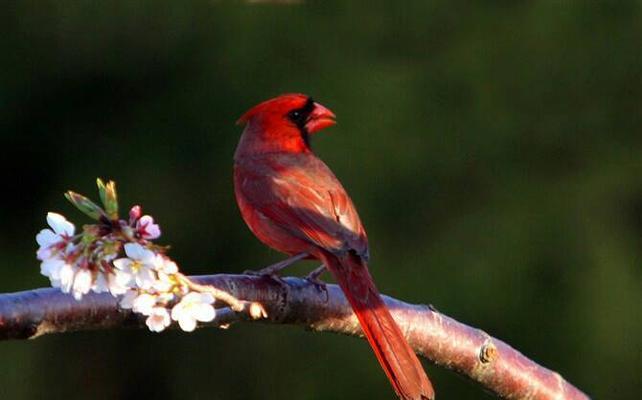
[177,273,247,312]
[176,274,268,322]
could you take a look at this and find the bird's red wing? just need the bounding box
[236,154,368,258]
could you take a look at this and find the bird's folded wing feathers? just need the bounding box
[237,157,368,258]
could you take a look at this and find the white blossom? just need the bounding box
[36,244,54,261]
[112,243,157,289]
[132,293,158,316]
[119,290,138,309]
[33,206,220,335]
[112,267,135,292]
[72,269,93,300]
[40,257,65,285]
[146,307,171,332]
[171,292,216,332]
[92,273,109,293]
[59,262,77,294]
[93,272,130,295]
[137,215,161,240]
[155,255,178,274]
[36,212,75,260]
[152,271,174,293]
[108,273,130,295]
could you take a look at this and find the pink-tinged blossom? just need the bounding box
[129,205,142,224]
[171,292,216,332]
[36,212,75,260]
[146,307,171,332]
[112,243,157,289]
[136,215,161,240]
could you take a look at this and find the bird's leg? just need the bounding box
[305,264,328,297]
[305,264,326,284]
[243,252,309,277]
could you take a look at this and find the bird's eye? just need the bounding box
[289,110,301,121]
[288,109,304,123]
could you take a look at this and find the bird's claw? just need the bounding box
[307,273,326,288]
[305,265,328,299]
[242,265,282,276]
[243,269,286,285]
[242,268,263,276]
[242,253,308,277]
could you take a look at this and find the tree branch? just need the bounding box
[0,274,589,400]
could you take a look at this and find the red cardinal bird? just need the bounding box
[234,94,434,400]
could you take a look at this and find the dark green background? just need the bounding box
[1,1,640,399]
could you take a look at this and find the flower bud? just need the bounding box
[65,191,106,221]
[129,205,142,224]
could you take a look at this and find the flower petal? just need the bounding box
[119,290,138,309]
[47,212,75,236]
[72,269,93,300]
[153,272,173,292]
[93,273,109,293]
[59,263,76,293]
[171,302,185,321]
[132,293,157,315]
[181,292,202,304]
[114,267,133,285]
[41,258,65,279]
[138,215,161,240]
[107,273,129,295]
[198,292,215,305]
[36,229,58,247]
[162,259,178,274]
[123,243,143,259]
[124,243,155,263]
[135,267,156,290]
[145,225,161,240]
[49,276,61,288]
[113,258,133,273]
[37,247,53,261]
[193,303,215,322]
[177,316,197,332]
[146,307,171,332]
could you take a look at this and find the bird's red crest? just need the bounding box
[236,93,309,125]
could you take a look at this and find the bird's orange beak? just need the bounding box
[305,102,336,134]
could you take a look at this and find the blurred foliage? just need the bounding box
[1,1,640,399]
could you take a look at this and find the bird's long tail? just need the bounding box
[319,251,435,400]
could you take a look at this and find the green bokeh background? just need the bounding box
[1,2,640,399]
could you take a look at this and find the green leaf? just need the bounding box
[64,191,106,221]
